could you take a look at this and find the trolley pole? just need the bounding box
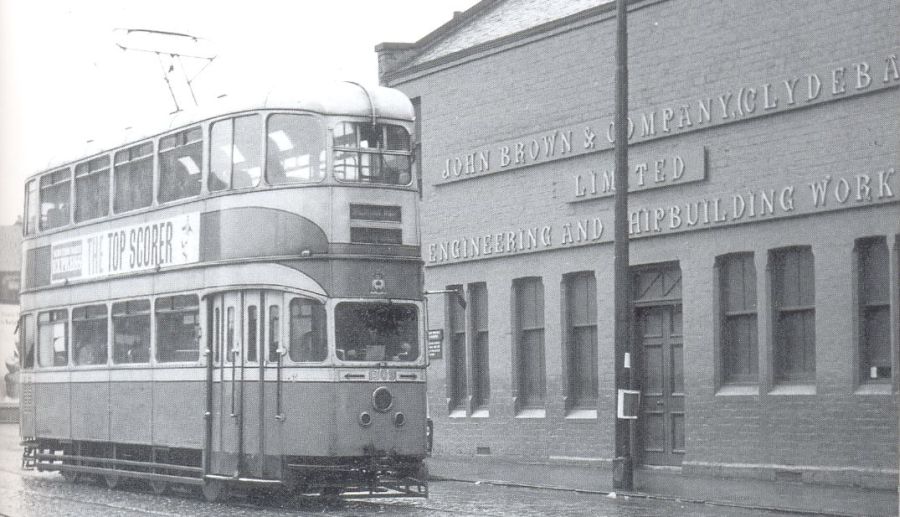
[612,0,634,491]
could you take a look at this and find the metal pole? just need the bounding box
[613,0,633,491]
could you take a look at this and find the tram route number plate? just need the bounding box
[427,329,443,360]
[369,369,397,381]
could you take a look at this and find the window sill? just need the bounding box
[515,408,546,419]
[565,409,598,420]
[471,408,490,418]
[716,384,759,397]
[854,383,893,395]
[448,409,466,418]
[769,384,816,396]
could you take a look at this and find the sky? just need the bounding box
[0,0,478,226]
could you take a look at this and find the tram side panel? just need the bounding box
[70,372,111,443]
[152,378,204,448]
[34,375,71,440]
[109,371,152,444]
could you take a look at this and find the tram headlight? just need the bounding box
[358,411,373,427]
[393,412,405,427]
[372,386,393,412]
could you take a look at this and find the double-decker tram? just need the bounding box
[17,82,428,500]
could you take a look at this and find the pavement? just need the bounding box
[428,456,900,517]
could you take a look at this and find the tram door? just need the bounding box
[209,290,277,479]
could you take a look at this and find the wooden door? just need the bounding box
[637,305,684,466]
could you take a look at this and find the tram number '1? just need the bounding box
[369,369,397,382]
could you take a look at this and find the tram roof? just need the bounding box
[35,81,414,176]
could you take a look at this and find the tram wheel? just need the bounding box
[149,480,167,495]
[201,479,226,503]
[104,473,121,489]
[61,469,79,483]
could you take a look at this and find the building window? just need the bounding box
[718,253,758,384]
[114,142,153,213]
[446,285,467,412]
[39,168,71,231]
[564,272,597,410]
[856,237,891,382]
[266,114,326,184]
[74,156,110,222]
[158,127,202,203]
[288,298,327,362]
[37,309,68,367]
[514,277,545,410]
[770,247,815,384]
[470,282,490,411]
[155,295,199,362]
[210,115,262,191]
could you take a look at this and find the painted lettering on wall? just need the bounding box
[437,51,900,185]
[50,212,200,283]
[426,167,896,265]
[571,147,705,202]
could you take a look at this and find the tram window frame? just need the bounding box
[333,122,412,186]
[288,298,327,363]
[39,168,72,231]
[37,309,68,368]
[74,155,111,223]
[225,306,235,363]
[265,114,327,185]
[72,304,109,366]
[112,299,151,364]
[114,142,154,214]
[155,294,200,363]
[210,114,263,191]
[334,301,420,363]
[20,314,35,370]
[24,180,38,235]
[158,127,203,204]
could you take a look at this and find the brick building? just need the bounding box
[377,0,900,489]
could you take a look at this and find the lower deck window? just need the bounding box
[113,300,151,364]
[155,295,199,362]
[72,304,108,365]
[37,309,68,367]
[334,302,419,362]
[288,298,327,362]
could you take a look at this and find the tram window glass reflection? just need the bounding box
[158,127,202,203]
[333,122,411,185]
[288,298,326,362]
[72,305,108,366]
[334,302,419,362]
[268,304,280,362]
[24,180,38,235]
[114,142,153,213]
[39,169,71,230]
[211,115,262,191]
[225,306,235,363]
[266,114,326,184]
[155,295,200,362]
[37,309,68,367]
[74,156,110,222]
[112,300,151,364]
[20,314,35,369]
[247,305,258,362]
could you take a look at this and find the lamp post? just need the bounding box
[612,0,633,491]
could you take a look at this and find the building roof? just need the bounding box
[0,223,21,271]
[377,0,614,81]
[34,81,414,178]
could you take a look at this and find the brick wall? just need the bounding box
[387,0,899,486]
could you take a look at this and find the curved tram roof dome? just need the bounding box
[35,80,414,177]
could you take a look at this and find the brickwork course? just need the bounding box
[378,0,900,495]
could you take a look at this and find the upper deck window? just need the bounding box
[265,114,326,184]
[335,302,419,362]
[74,156,111,223]
[39,168,71,230]
[158,127,202,203]
[210,115,262,191]
[333,122,411,185]
[24,180,38,235]
[114,142,153,214]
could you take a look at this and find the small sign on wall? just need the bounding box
[617,389,641,420]
[427,329,443,359]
